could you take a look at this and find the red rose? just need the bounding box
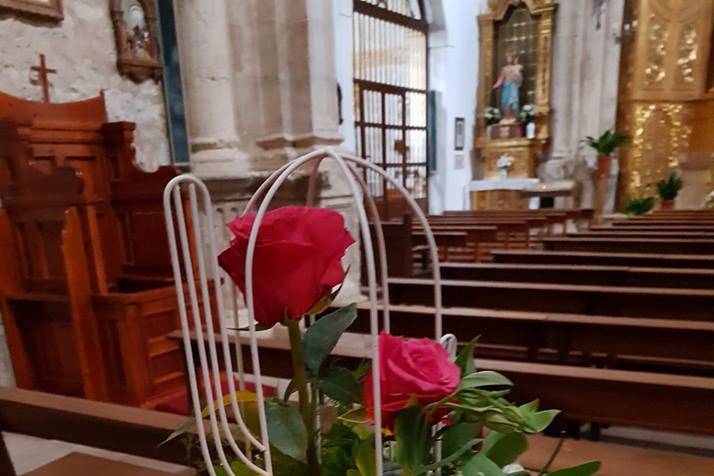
[364,332,461,428]
[218,206,354,326]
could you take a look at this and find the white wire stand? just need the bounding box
[163,147,445,475]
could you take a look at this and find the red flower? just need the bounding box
[364,332,461,428]
[218,206,354,326]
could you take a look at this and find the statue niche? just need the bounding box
[475,0,556,180]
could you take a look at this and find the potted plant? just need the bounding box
[625,195,655,216]
[655,172,683,210]
[584,130,629,179]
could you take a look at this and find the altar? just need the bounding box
[470,178,540,210]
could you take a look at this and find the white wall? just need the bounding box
[427,0,481,213]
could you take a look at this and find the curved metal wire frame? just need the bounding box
[163,147,443,475]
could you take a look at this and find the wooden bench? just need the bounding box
[542,237,714,254]
[491,249,714,268]
[387,277,714,320]
[175,331,714,437]
[481,359,714,436]
[570,231,714,239]
[350,303,714,366]
[439,262,714,289]
[0,387,195,476]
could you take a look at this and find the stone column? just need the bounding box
[253,0,343,170]
[175,0,247,178]
[545,0,625,210]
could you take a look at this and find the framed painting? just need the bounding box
[0,0,63,21]
[454,117,465,151]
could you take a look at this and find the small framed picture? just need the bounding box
[454,117,465,151]
[0,0,63,21]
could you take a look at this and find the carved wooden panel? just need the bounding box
[629,0,713,100]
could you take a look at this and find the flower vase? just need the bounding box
[661,199,675,210]
[498,168,508,180]
[596,155,612,180]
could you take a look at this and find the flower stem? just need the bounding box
[285,318,319,473]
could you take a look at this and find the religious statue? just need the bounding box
[492,54,523,122]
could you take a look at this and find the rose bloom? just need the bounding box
[218,206,354,326]
[364,332,461,428]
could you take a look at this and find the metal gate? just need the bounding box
[353,0,429,219]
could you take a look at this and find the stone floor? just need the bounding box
[4,432,194,475]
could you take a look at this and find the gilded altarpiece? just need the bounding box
[475,0,556,180]
[617,0,713,207]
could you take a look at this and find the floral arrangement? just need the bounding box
[169,206,599,476]
[518,105,535,124]
[497,154,515,173]
[484,107,502,126]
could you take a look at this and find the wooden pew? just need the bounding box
[415,224,498,261]
[599,225,714,232]
[440,262,714,289]
[387,278,714,320]
[350,303,714,365]
[413,230,469,261]
[492,249,714,268]
[175,330,714,436]
[482,359,714,436]
[0,387,196,475]
[611,219,714,227]
[570,231,714,239]
[542,237,714,254]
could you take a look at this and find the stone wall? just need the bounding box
[0,0,171,171]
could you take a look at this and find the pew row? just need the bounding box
[541,237,714,254]
[387,278,714,320]
[439,262,714,289]
[491,250,714,269]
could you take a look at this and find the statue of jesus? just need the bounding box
[492,54,523,122]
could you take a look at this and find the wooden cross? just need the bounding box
[31,54,57,103]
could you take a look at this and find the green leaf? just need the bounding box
[303,304,358,374]
[546,461,601,476]
[463,453,506,476]
[265,400,308,461]
[518,399,539,417]
[320,366,362,405]
[442,422,480,459]
[482,431,528,467]
[456,338,479,376]
[526,409,560,433]
[484,413,520,433]
[354,438,376,476]
[394,406,431,471]
[459,371,513,391]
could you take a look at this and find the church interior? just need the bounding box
[1,0,714,475]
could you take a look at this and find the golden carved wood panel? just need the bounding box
[471,190,529,211]
[629,0,713,101]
